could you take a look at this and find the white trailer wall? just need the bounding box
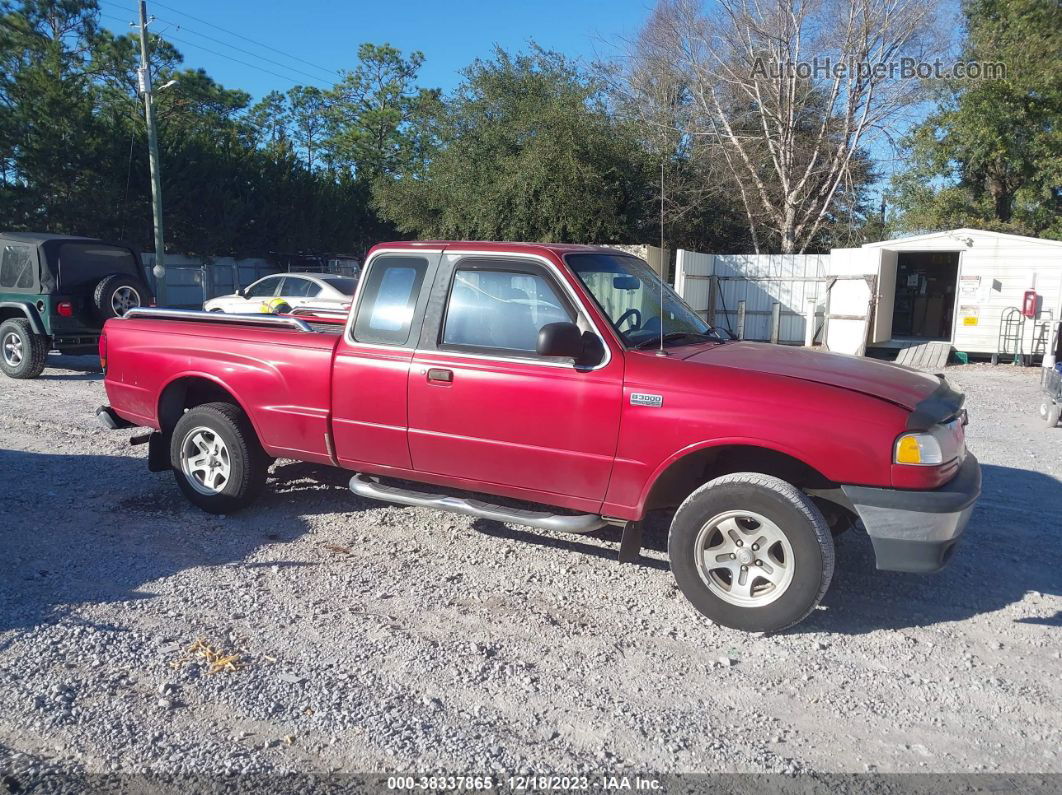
[863,229,1062,355]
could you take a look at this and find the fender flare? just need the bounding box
[156,371,268,447]
[0,302,46,335]
[634,435,828,515]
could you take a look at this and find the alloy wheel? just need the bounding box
[2,332,23,367]
[694,509,796,607]
[180,427,231,495]
[111,286,142,316]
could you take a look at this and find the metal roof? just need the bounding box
[862,228,1062,249]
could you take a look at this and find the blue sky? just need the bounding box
[97,0,654,99]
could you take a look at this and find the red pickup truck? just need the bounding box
[97,242,980,632]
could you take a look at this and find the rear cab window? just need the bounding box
[352,255,431,346]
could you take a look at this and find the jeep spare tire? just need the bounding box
[93,274,146,320]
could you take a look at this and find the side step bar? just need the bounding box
[349,474,608,534]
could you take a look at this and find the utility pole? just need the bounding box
[137,0,166,304]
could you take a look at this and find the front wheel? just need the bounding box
[169,402,268,514]
[669,473,835,632]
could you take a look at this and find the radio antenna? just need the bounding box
[657,157,667,356]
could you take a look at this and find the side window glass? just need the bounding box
[442,268,573,354]
[281,277,313,298]
[245,278,279,299]
[0,246,35,289]
[352,256,429,345]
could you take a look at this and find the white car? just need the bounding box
[203,272,357,314]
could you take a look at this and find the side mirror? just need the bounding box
[537,322,583,358]
[537,322,605,367]
[235,287,245,297]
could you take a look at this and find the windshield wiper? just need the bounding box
[633,332,716,350]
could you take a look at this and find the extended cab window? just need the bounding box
[442,266,573,354]
[353,256,429,345]
[0,245,35,289]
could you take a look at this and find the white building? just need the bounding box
[825,229,1062,358]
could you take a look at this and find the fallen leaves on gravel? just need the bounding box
[318,542,353,556]
[169,638,243,674]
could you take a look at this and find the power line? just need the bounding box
[162,30,331,87]
[156,17,332,85]
[98,0,335,85]
[98,11,330,89]
[149,0,337,78]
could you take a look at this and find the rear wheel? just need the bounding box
[170,402,267,513]
[0,318,48,379]
[669,473,834,632]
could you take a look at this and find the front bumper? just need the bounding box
[841,454,981,573]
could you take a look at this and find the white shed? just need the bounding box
[828,229,1062,357]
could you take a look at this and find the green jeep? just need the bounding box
[0,233,153,379]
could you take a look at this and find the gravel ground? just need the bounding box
[0,356,1059,783]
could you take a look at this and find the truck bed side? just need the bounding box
[104,317,340,463]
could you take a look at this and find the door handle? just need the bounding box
[427,368,453,384]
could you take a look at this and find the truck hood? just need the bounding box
[680,341,943,412]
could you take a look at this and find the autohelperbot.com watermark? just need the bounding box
[751,56,1007,81]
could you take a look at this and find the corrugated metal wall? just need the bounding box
[675,251,830,344]
[141,254,280,308]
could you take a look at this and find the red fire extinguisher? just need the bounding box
[1022,290,1038,319]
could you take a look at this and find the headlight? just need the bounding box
[895,419,965,466]
[895,432,944,465]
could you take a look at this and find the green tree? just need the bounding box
[0,0,112,230]
[286,84,327,169]
[891,0,1061,238]
[325,43,440,182]
[375,45,653,243]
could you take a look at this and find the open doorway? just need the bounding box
[891,251,960,340]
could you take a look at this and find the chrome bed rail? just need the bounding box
[121,307,313,332]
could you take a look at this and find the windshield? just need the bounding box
[567,252,719,348]
[321,276,356,295]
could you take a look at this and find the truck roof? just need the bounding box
[367,241,637,258]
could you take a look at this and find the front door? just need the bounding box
[406,254,624,506]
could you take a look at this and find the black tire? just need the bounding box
[169,402,268,514]
[669,473,835,633]
[0,318,48,379]
[93,274,147,320]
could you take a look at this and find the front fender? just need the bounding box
[632,436,826,515]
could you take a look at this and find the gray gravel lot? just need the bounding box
[0,356,1059,781]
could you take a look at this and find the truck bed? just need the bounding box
[103,309,341,464]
